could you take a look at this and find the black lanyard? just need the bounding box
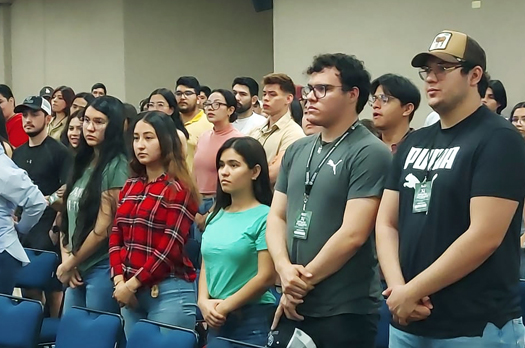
[303,122,359,207]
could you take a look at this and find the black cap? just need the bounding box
[14,96,52,115]
[39,86,54,98]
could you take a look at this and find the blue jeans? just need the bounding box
[390,318,525,347]
[207,304,274,348]
[191,197,215,243]
[63,260,120,314]
[121,277,197,337]
[0,251,22,295]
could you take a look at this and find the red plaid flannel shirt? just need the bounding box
[109,174,198,286]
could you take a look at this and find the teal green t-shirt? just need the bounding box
[201,204,275,305]
[67,155,129,273]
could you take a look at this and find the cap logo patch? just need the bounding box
[430,32,452,51]
[24,96,34,103]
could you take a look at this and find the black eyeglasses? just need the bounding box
[301,84,343,100]
[418,64,462,80]
[203,102,228,111]
[175,91,196,98]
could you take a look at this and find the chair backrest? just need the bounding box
[15,248,58,289]
[126,319,198,348]
[0,294,44,348]
[375,300,390,348]
[215,337,265,347]
[55,306,125,348]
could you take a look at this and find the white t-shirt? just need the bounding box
[233,112,267,135]
[423,111,440,127]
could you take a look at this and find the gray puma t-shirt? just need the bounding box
[275,123,392,317]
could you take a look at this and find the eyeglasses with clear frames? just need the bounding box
[83,117,107,128]
[368,94,397,107]
[418,64,463,80]
[301,84,343,100]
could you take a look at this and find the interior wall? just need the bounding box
[123,0,274,105]
[10,0,126,101]
[0,4,12,85]
[273,0,525,128]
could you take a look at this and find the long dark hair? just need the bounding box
[52,86,75,117]
[60,109,85,148]
[148,88,189,139]
[208,137,272,223]
[62,96,127,252]
[130,111,199,203]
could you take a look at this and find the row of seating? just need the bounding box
[5,247,525,348]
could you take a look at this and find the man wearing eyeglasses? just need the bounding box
[376,30,525,347]
[175,76,213,173]
[266,54,391,347]
[369,74,420,154]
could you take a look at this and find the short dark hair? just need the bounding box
[200,86,211,98]
[74,92,95,106]
[290,98,303,126]
[460,63,488,98]
[0,84,14,101]
[262,73,295,96]
[487,80,507,114]
[210,89,238,123]
[176,76,201,95]
[371,74,421,122]
[307,53,371,114]
[91,83,107,94]
[232,77,259,97]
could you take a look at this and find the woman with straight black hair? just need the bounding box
[48,86,75,141]
[57,96,129,314]
[110,111,200,335]
[199,137,276,347]
[148,88,188,137]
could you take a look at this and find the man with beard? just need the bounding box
[12,96,72,317]
[175,76,212,172]
[232,77,266,134]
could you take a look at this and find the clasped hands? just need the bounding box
[271,264,314,329]
[112,275,138,309]
[383,284,433,326]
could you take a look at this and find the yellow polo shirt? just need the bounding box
[185,110,213,172]
[249,112,305,163]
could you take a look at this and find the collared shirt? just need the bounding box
[381,128,414,154]
[249,112,305,162]
[184,110,213,172]
[0,145,47,264]
[109,175,198,286]
[47,115,67,141]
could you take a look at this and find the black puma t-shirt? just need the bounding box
[386,106,525,338]
[13,136,72,250]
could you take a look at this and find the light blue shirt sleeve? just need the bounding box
[0,158,47,235]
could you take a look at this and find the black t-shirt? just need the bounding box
[386,106,525,338]
[13,136,72,250]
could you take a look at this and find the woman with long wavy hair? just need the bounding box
[110,111,199,335]
[57,96,129,314]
